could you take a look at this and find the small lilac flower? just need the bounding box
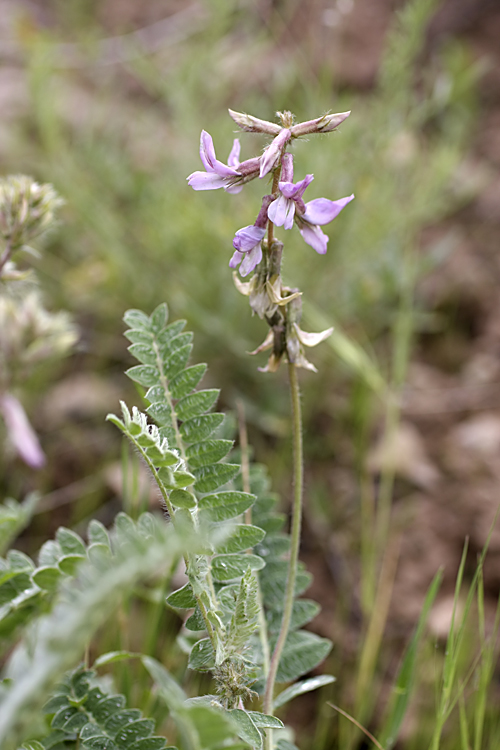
[260,128,292,178]
[268,154,314,230]
[296,195,355,254]
[229,195,272,276]
[0,392,45,469]
[187,130,243,193]
[229,225,266,277]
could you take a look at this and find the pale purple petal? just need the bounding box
[299,223,329,254]
[227,139,241,168]
[279,174,314,201]
[229,249,245,268]
[0,393,45,468]
[302,194,354,225]
[268,195,295,230]
[260,128,291,178]
[233,225,266,252]
[200,130,217,172]
[199,130,240,178]
[187,171,229,190]
[240,244,262,276]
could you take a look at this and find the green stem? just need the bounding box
[263,363,303,727]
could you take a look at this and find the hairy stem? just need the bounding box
[263,362,303,725]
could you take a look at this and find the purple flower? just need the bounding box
[296,195,355,254]
[187,130,243,193]
[229,225,266,276]
[0,392,45,469]
[260,128,292,178]
[268,155,314,230]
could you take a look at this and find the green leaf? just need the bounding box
[172,471,196,489]
[170,364,207,400]
[124,329,153,345]
[129,740,169,750]
[126,365,159,387]
[156,320,186,346]
[185,607,206,631]
[164,344,193,379]
[51,705,78,728]
[0,495,38,557]
[128,343,156,365]
[150,303,169,333]
[94,651,139,667]
[273,675,336,709]
[88,520,110,547]
[211,554,264,582]
[38,539,62,566]
[247,712,284,729]
[183,705,236,749]
[141,656,186,710]
[198,492,255,522]
[186,440,233,470]
[188,638,215,672]
[82,737,117,750]
[194,464,240,493]
[267,600,320,634]
[104,709,142,734]
[215,525,265,554]
[32,566,62,592]
[21,742,45,750]
[123,309,151,331]
[7,550,34,570]
[180,413,225,444]
[43,694,70,714]
[276,631,332,683]
[169,490,196,510]
[160,332,193,360]
[255,533,290,559]
[114,719,155,747]
[58,554,86,576]
[260,562,312,607]
[228,709,262,750]
[92,695,127,723]
[176,390,220,421]
[166,583,197,609]
[146,402,173,426]
[63,712,88,732]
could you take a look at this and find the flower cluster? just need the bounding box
[187,108,354,372]
[187,109,354,276]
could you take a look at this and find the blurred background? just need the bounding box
[1,0,500,746]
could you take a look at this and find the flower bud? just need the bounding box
[228,109,282,135]
[290,111,350,137]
